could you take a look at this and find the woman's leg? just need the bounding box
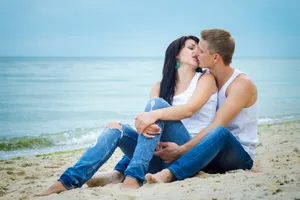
[87,123,163,188]
[35,122,140,196]
[123,98,192,186]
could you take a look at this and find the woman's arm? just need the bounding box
[135,74,217,133]
[154,73,217,120]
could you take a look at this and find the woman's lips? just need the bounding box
[193,57,199,64]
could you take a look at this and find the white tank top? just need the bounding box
[218,69,258,160]
[172,72,217,137]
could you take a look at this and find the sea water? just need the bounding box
[0,57,299,159]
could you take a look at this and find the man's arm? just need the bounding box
[155,76,257,162]
[180,76,257,154]
[154,73,217,120]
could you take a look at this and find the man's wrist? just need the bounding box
[179,145,188,156]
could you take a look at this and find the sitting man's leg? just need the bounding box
[146,126,253,183]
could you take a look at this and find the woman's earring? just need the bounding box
[174,60,180,70]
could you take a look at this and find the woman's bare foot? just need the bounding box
[146,169,174,183]
[122,176,140,189]
[86,170,125,187]
[34,181,67,197]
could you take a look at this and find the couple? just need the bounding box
[36,29,258,196]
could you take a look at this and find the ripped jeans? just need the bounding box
[59,98,191,188]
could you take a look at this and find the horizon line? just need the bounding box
[1,56,300,59]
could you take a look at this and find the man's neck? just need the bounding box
[209,65,234,91]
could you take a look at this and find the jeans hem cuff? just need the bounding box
[58,178,72,190]
[124,172,144,186]
[168,167,184,180]
[114,167,126,174]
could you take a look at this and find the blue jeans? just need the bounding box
[115,126,253,181]
[168,126,254,180]
[59,98,191,188]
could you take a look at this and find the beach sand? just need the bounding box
[1,121,300,200]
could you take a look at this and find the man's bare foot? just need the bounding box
[34,181,67,197]
[146,169,174,183]
[122,176,140,189]
[86,170,125,187]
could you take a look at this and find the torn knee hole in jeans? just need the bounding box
[107,121,122,129]
[89,124,124,148]
[150,100,156,111]
[106,122,124,138]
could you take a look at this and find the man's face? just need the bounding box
[198,40,214,68]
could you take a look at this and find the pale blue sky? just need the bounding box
[0,0,299,57]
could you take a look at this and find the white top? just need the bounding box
[218,69,258,160]
[172,72,217,137]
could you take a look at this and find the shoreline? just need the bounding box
[0,120,300,199]
[2,119,300,161]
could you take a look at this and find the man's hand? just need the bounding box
[154,142,185,163]
[135,112,158,133]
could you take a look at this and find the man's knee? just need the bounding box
[213,125,226,132]
[148,97,170,109]
[107,121,122,130]
[210,126,230,138]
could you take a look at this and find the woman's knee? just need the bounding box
[148,97,170,110]
[107,121,122,130]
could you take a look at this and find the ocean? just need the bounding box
[0,57,299,160]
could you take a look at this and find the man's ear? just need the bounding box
[213,53,220,62]
[213,54,218,60]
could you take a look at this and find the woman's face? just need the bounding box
[177,39,199,68]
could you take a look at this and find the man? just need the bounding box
[145,28,258,182]
[87,29,258,185]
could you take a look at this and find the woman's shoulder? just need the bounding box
[197,73,218,93]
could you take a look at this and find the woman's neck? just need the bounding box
[176,64,196,85]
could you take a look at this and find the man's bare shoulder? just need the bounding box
[226,73,257,108]
[229,73,257,94]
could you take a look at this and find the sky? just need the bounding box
[0,0,299,57]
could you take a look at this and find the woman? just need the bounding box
[36,35,217,196]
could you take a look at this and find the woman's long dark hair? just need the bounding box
[159,36,201,105]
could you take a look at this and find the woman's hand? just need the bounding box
[141,123,161,138]
[135,112,158,133]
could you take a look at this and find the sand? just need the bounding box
[0,121,300,200]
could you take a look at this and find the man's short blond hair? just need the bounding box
[201,29,235,65]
